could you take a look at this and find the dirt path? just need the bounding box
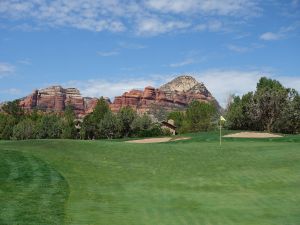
[126,137,191,143]
[223,132,283,138]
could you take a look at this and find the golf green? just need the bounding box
[0,132,300,225]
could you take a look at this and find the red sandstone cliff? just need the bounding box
[110,75,220,113]
[19,86,99,117]
[17,75,220,117]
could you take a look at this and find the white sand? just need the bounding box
[126,137,191,143]
[223,132,283,138]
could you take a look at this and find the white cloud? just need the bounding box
[66,70,300,108]
[145,0,260,16]
[97,50,120,57]
[0,0,261,35]
[136,18,190,36]
[0,88,22,95]
[66,78,159,100]
[260,23,300,41]
[260,32,283,41]
[169,58,195,68]
[292,0,299,7]
[0,62,15,78]
[17,59,32,65]
[227,43,264,53]
[195,20,223,32]
[118,42,147,49]
[227,44,250,53]
[195,69,300,107]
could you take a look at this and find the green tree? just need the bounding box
[273,89,300,134]
[226,77,300,134]
[2,100,24,121]
[61,105,76,139]
[92,97,110,123]
[0,114,17,139]
[226,93,254,130]
[186,101,217,132]
[167,111,185,133]
[12,119,36,140]
[131,113,152,136]
[98,112,121,139]
[80,114,97,139]
[35,114,62,139]
[89,97,111,138]
[118,106,136,137]
[253,77,288,132]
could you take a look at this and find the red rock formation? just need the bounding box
[16,75,221,117]
[20,86,99,117]
[110,75,221,113]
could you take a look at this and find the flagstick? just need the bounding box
[220,123,222,146]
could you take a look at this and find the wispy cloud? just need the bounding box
[0,0,261,35]
[227,44,250,53]
[0,88,22,95]
[169,58,195,68]
[195,69,300,107]
[66,78,159,99]
[227,43,264,53]
[0,62,15,78]
[97,50,120,57]
[260,22,300,41]
[118,42,147,49]
[145,0,260,16]
[136,18,190,36]
[17,59,32,65]
[292,0,299,7]
[260,32,283,41]
[195,20,224,32]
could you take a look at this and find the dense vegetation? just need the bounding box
[0,97,169,140]
[0,96,219,140]
[1,132,299,224]
[226,77,300,134]
[168,101,217,134]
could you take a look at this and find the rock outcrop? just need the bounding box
[17,75,221,117]
[19,86,99,117]
[110,75,220,113]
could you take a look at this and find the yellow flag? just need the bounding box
[220,116,226,121]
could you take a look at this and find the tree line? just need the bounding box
[3,77,295,140]
[225,77,300,134]
[0,97,170,140]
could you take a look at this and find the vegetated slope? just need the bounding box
[0,133,300,225]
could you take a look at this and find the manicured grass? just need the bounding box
[0,131,300,225]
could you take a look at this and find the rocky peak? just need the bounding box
[159,75,199,93]
[158,75,213,101]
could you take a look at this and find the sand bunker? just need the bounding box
[223,132,283,138]
[126,137,191,143]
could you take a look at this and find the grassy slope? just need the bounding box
[0,132,300,225]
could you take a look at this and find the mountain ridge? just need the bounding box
[4,75,221,117]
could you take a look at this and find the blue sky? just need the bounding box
[0,0,300,106]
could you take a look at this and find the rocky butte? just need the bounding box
[110,75,221,113]
[19,86,101,117]
[16,75,221,117]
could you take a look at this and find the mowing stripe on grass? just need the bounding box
[0,150,69,225]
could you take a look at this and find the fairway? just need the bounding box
[0,132,300,225]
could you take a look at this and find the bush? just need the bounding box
[35,114,62,139]
[0,114,17,140]
[12,119,36,140]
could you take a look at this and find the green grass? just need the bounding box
[0,131,300,225]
